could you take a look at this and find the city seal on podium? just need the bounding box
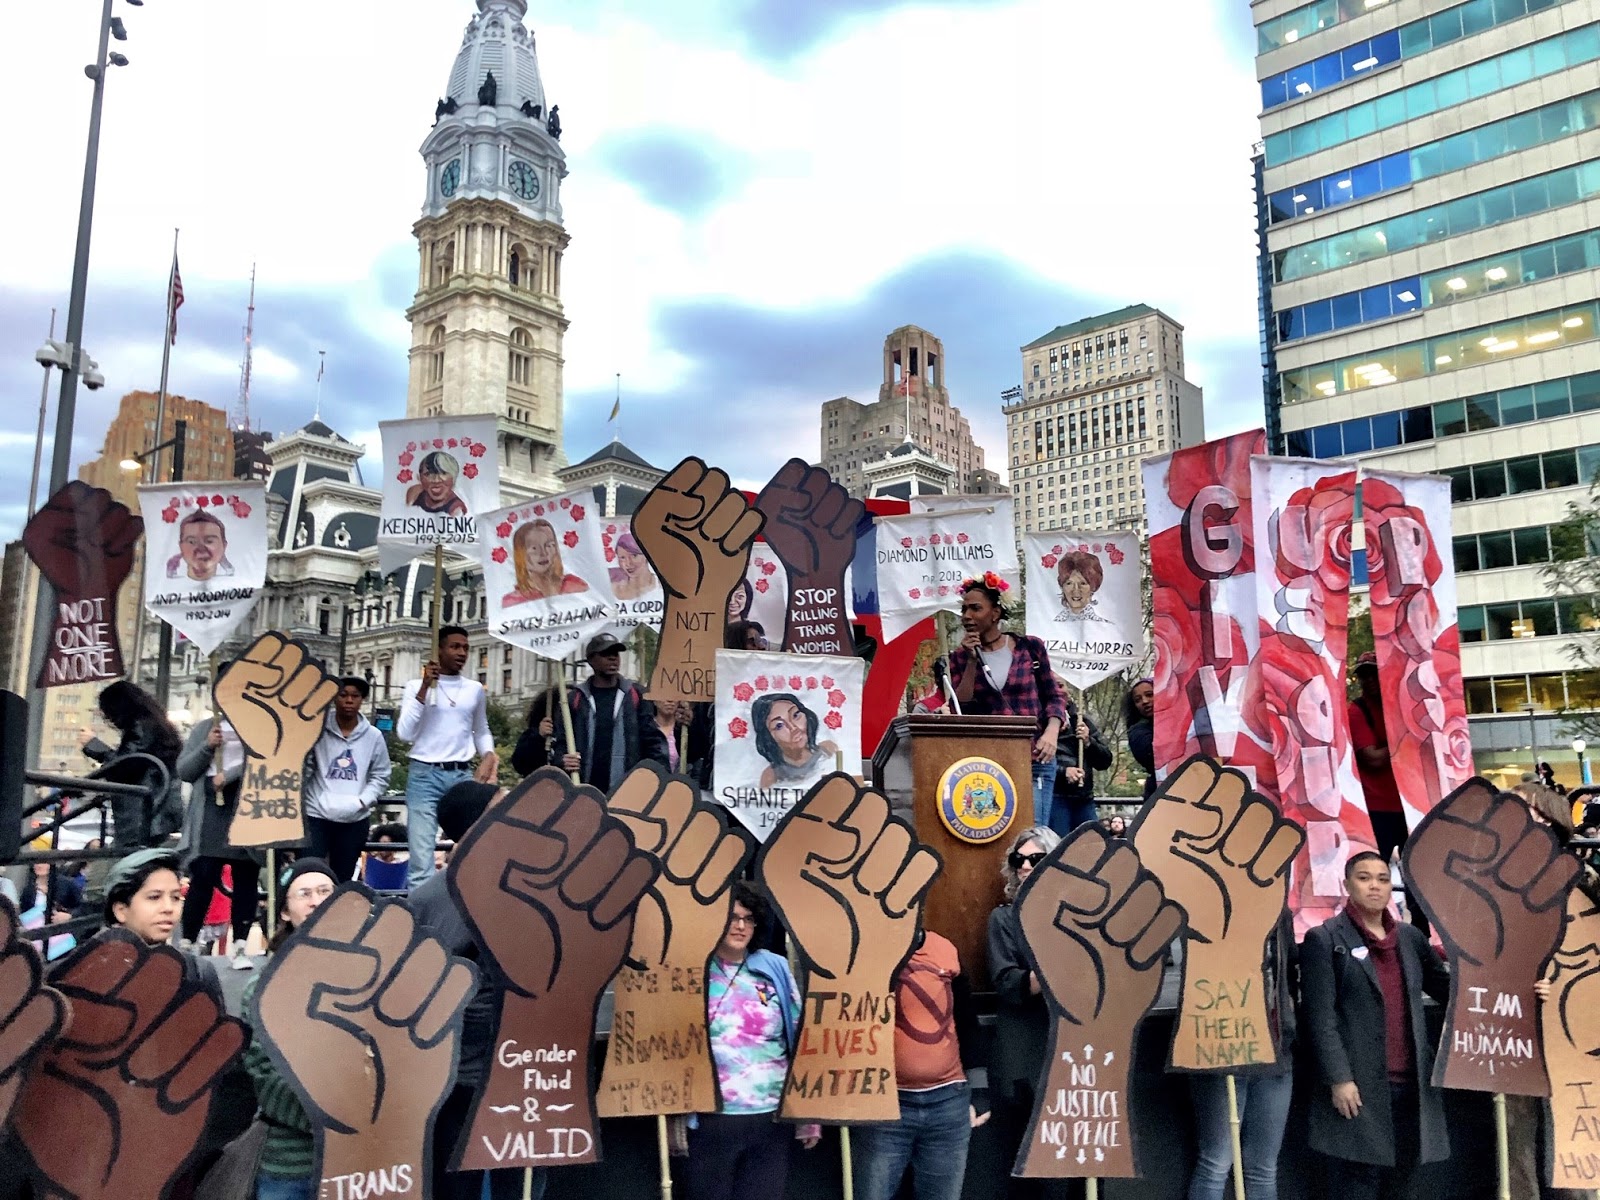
[937,756,1018,844]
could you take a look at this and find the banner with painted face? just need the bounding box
[1023,530,1143,691]
[139,483,267,655]
[1244,458,1373,931]
[377,416,499,549]
[1143,431,1274,789]
[480,491,613,660]
[731,542,788,647]
[598,517,666,636]
[712,650,864,840]
[874,503,1018,642]
[1362,470,1474,824]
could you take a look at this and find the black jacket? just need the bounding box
[1301,909,1452,1167]
[82,718,181,848]
[986,903,1051,1100]
[1127,718,1155,799]
[548,676,669,790]
[1053,707,1113,802]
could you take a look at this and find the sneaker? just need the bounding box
[230,943,254,971]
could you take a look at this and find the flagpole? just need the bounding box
[137,229,180,693]
[315,350,326,421]
[615,372,622,444]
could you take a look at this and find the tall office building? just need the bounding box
[1005,304,1205,537]
[1255,0,1600,779]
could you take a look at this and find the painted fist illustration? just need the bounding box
[216,631,340,766]
[1541,885,1600,1186]
[634,457,765,607]
[1405,779,1577,1093]
[0,897,69,1126]
[13,931,247,1200]
[755,459,862,654]
[258,886,475,1187]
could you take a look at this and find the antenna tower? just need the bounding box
[232,265,256,432]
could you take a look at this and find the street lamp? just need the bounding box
[1576,737,1590,787]
[121,419,186,706]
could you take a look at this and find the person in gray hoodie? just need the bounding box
[304,676,392,882]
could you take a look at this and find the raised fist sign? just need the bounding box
[758,774,941,1123]
[634,457,765,702]
[13,930,247,1200]
[1131,755,1303,1071]
[1405,778,1578,1094]
[755,459,863,656]
[0,896,69,1126]
[1541,885,1600,1187]
[1013,826,1183,1178]
[256,885,476,1195]
[22,479,143,688]
[598,763,754,1117]
[447,768,659,1168]
[216,631,340,847]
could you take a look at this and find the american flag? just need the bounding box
[168,256,184,345]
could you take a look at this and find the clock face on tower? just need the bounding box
[441,159,462,198]
[508,160,540,201]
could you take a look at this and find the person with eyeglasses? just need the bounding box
[240,858,340,1200]
[986,825,1061,1199]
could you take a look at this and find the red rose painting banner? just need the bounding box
[139,483,267,655]
[712,650,863,840]
[1023,530,1143,691]
[1362,469,1474,825]
[480,491,613,660]
[1246,458,1373,930]
[1142,430,1272,788]
[377,416,499,550]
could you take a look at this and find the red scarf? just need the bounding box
[1346,902,1413,1081]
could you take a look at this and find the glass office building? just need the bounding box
[1255,0,1600,783]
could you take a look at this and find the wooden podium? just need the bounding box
[871,713,1037,990]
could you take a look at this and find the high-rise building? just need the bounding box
[1006,304,1205,537]
[1254,0,1600,779]
[820,327,994,497]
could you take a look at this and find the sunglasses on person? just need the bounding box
[1008,851,1047,870]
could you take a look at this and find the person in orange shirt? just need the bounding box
[851,927,988,1200]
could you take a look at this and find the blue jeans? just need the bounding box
[1187,1070,1293,1200]
[853,1082,972,1200]
[1049,794,1099,836]
[256,1177,314,1200]
[1031,760,1058,829]
[406,761,472,887]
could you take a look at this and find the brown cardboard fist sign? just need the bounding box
[757,774,941,1124]
[754,459,863,657]
[256,885,476,1200]
[1130,755,1303,1073]
[216,631,340,848]
[1404,778,1578,1095]
[0,895,69,1126]
[12,929,247,1200]
[1014,826,1184,1179]
[1541,883,1600,1187]
[598,764,754,1118]
[448,768,659,1168]
[634,457,766,703]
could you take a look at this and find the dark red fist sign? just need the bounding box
[755,459,863,656]
[0,896,69,1126]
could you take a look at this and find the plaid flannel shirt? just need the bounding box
[949,634,1067,739]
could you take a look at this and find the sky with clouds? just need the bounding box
[0,0,1264,540]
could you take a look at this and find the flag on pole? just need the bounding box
[898,373,914,395]
[609,397,620,422]
[316,355,325,382]
[167,256,185,345]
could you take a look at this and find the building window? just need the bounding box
[509,327,533,386]
[429,326,446,385]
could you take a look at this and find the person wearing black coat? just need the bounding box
[550,634,669,792]
[509,687,559,775]
[79,680,182,849]
[1123,678,1155,801]
[1049,700,1112,834]
[174,715,264,962]
[1302,851,1451,1198]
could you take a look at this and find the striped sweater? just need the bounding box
[240,972,316,1180]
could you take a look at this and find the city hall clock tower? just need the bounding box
[407,0,569,499]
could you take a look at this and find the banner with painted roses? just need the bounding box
[479,490,613,660]
[1244,458,1374,932]
[872,504,1018,642]
[597,515,666,636]
[1023,530,1143,691]
[1362,469,1474,825]
[377,415,499,549]
[140,482,267,655]
[711,649,864,840]
[731,542,788,644]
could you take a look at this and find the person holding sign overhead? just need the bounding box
[397,625,498,887]
[948,574,1066,825]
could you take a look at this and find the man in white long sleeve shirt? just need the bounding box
[396,625,499,886]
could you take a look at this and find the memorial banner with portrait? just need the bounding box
[712,649,864,840]
[873,503,1018,642]
[1362,470,1474,825]
[598,517,666,636]
[139,483,267,655]
[1023,530,1143,691]
[480,491,613,660]
[377,416,499,550]
[736,541,788,646]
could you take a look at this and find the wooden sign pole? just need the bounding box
[431,544,444,655]
[556,672,580,784]
[840,1127,854,1200]
[1494,1093,1510,1200]
[657,1113,672,1200]
[1226,1075,1245,1200]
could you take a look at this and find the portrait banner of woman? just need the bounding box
[377,415,499,548]
[1022,529,1144,691]
[874,501,1019,641]
[599,526,665,634]
[712,649,864,840]
[479,491,615,660]
[138,482,267,654]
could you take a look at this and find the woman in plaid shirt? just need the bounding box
[948,574,1067,825]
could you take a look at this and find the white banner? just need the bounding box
[735,542,789,645]
[480,491,614,660]
[140,483,267,655]
[377,416,499,549]
[1023,530,1143,691]
[600,518,666,635]
[712,650,863,840]
[873,504,1018,641]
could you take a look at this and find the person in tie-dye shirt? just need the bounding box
[689,882,819,1200]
